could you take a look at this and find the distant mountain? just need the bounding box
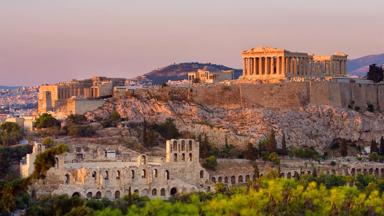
[0,86,21,90]
[348,53,384,76]
[142,62,242,84]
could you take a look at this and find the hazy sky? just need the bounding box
[1,0,383,86]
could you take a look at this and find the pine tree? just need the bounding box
[370,139,379,153]
[379,137,384,155]
[267,130,277,153]
[281,133,287,155]
[340,140,348,157]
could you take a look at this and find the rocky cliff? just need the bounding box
[86,87,384,153]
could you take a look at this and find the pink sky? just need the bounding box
[0,0,383,85]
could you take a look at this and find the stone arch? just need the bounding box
[165,170,170,180]
[369,168,373,174]
[152,188,157,196]
[173,153,178,162]
[224,176,228,183]
[287,172,292,179]
[92,171,97,180]
[182,153,185,161]
[375,168,379,175]
[200,170,204,178]
[160,188,166,196]
[211,177,216,183]
[72,192,80,198]
[351,168,356,176]
[133,189,139,194]
[173,141,177,151]
[245,175,250,182]
[104,171,109,180]
[231,176,236,184]
[142,169,147,178]
[95,191,102,199]
[64,174,70,184]
[189,140,193,151]
[238,175,243,183]
[218,176,223,183]
[115,191,120,199]
[381,168,384,177]
[170,187,177,196]
[141,189,148,196]
[86,192,92,198]
[181,141,185,151]
[131,170,135,179]
[116,170,121,180]
[280,173,285,177]
[55,157,59,168]
[189,153,192,161]
[153,169,158,178]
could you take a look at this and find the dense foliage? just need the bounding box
[34,113,61,129]
[13,174,384,216]
[0,145,32,179]
[0,122,24,146]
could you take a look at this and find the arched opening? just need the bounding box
[351,168,356,176]
[245,175,250,182]
[231,176,235,184]
[173,141,177,151]
[141,189,148,196]
[131,170,135,179]
[170,187,177,196]
[55,157,59,168]
[287,172,292,179]
[86,192,92,198]
[95,191,102,199]
[152,188,157,196]
[182,153,185,161]
[181,142,185,151]
[115,191,120,199]
[133,189,139,194]
[189,140,193,151]
[218,176,223,183]
[72,192,80,198]
[211,177,216,183]
[224,176,228,183]
[116,170,121,180]
[200,170,204,178]
[64,174,70,184]
[105,190,112,199]
[238,175,243,183]
[142,169,147,178]
[141,155,147,165]
[153,169,158,178]
[173,153,178,162]
[189,153,192,161]
[160,188,166,196]
[104,171,109,180]
[165,170,170,180]
[92,171,97,180]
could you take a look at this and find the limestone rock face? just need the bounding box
[86,97,384,152]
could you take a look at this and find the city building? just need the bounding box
[188,69,234,84]
[241,47,348,82]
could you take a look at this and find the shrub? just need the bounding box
[67,125,95,137]
[0,122,24,146]
[202,155,217,170]
[34,113,60,129]
[153,118,180,140]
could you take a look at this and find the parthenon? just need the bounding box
[241,47,348,82]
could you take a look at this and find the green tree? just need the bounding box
[34,113,60,129]
[340,140,348,157]
[267,131,277,153]
[202,155,217,170]
[370,139,379,153]
[281,133,287,155]
[379,136,384,156]
[66,114,87,125]
[153,118,180,140]
[0,122,24,146]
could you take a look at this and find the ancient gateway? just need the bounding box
[241,47,348,82]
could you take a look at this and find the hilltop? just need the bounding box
[141,62,242,84]
[348,53,384,76]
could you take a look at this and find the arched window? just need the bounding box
[86,192,92,198]
[116,170,121,180]
[64,174,70,184]
[131,170,135,179]
[165,170,170,180]
[72,192,80,198]
[238,175,243,183]
[140,155,146,165]
[170,187,177,196]
[173,141,177,151]
[246,175,250,182]
[189,140,193,151]
[173,153,178,162]
[55,157,59,168]
[224,176,228,183]
[182,153,185,161]
[142,169,147,178]
[212,177,216,183]
[200,170,204,178]
[189,153,192,161]
[231,176,235,184]
[104,171,109,180]
[181,141,185,151]
[95,191,101,199]
[153,169,158,178]
[92,171,97,180]
[160,188,166,196]
[218,177,223,183]
[115,191,120,199]
[152,188,157,196]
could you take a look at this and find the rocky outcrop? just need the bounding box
[86,95,384,152]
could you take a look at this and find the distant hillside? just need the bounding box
[142,62,242,84]
[348,53,384,76]
[0,86,21,90]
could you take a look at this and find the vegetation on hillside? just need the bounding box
[0,122,24,146]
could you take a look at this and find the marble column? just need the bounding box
[264,57,269,74]
[277,57,281,74]
[243,58,247,76]
[258,57,262,75]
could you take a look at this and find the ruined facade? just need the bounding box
[188,69,234,84]
[241,47,348,82]
[38,77,125,118]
